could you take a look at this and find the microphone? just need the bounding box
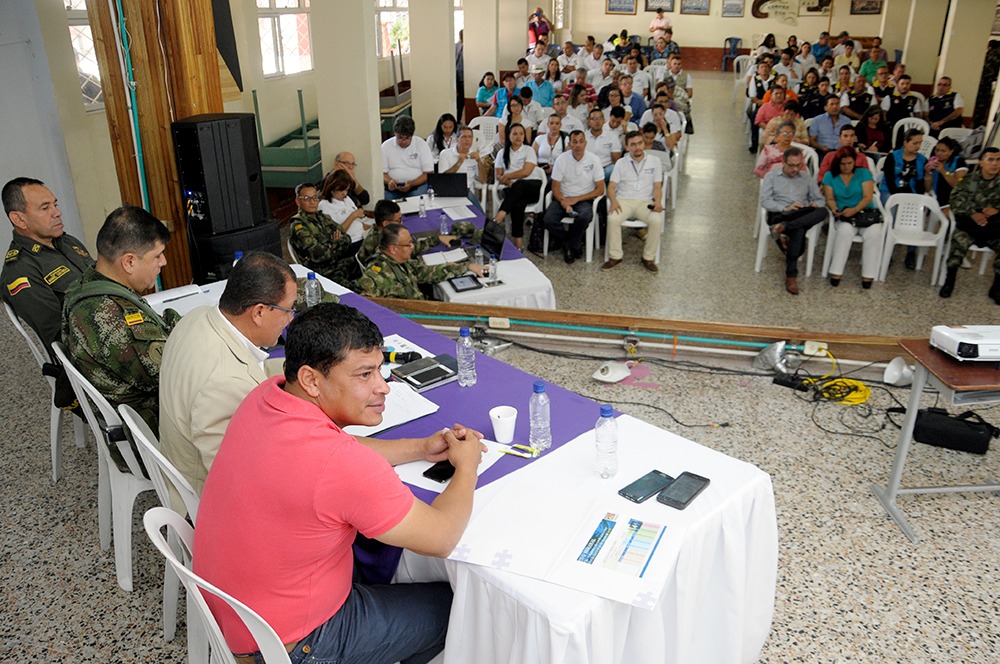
[383,350,422,364]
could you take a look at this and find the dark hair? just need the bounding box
[517,57,528,66]
[568,129,586,141]
[902,127,924,144]
[650,102,665,112]
[782,48,795,58]
[320,170,353,202]
[379,223,406,251]
[899,74,912,82]
[783,100,800,114]
[284,303,383,382]
[821,56,834,65]
[2,177,45,216]
[96,206,170,261]
[839,124,857,136]
[761,34,776,48]
[936,136,962,158]
[624,130,642,144]
[502,122,525,169]
[568,84,588,107]
[432,113,458,152]
[519,86,534,100]
[830,146,858,174]
[818,76,831,85]
[803,69,819,86]
[642,122,657,134]
[609,106,626,120]
[545,59,561,81]
[982,147,1000,156]
[373,199,401,226]
[393,115,415,137]
[219,251,295,316]
[478,71,496,88]
[783,146,803,162]
[294,182,318,197]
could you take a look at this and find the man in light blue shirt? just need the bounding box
[808,96,852,155]
[526,65,555,108]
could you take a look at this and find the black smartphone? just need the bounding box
[422,460,456,483]
[656,472,710,510]
[618,470,674,503]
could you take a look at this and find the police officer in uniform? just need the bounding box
[927,76,964,137]
[356,224,485,300]
[288,183,359,285]
[2,177,94,351]
[881,75,926,148]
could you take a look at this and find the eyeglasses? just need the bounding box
[263,302,297,314]
[297,195,320,202]
[394,242,415,248]
[337,159,357,167]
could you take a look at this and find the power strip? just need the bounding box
[773,374,811,392]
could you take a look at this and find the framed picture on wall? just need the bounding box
[607,0,638,15]
[645,0,675,11]
[680,0,710,16]
[721,0,744,18]
[850,0,883,15]
[800,0,832,17]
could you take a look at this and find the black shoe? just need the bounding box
[939,266,958,298]
[564,247,575,264]
[862,280,873,290]
[904,253,916,270]
[829,277,840,287]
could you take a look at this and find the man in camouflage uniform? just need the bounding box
[940,148,1000,301]
[62,206,179,440]
[2,177,94,351]
[357,199,477,265]
[288,183,358,285]
[356,224,486,299]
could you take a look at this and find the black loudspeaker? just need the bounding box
[188,220,282,284]
[171,113,267,235]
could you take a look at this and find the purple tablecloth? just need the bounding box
[403,207,523,262]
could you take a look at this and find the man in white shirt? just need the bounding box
[558,41,580,74]
[542,130,606,264]
[582,43,605,71]
[603,106,628,151]
[772,48,802,86]
[515,58,531,89]
[552,95,584,133]
[623,55,652,99]
[437,126,484,212]
[585,108,623,182]
[525,41,551,69]
[640,101,682,150]
[587,58,615,93]
[382,116,433,200]
[604,131,664,273]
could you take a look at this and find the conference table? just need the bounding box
[397,195,557,309]
[149,269,777,663]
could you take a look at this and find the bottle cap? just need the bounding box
[234,251,244,260]
[533,380,546,393]
[307,272,316,280]
[459,326,470,337]
[600,404,613,417]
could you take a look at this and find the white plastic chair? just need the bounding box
[649,58,668,67]
[143,507,292,664]
[51,341,154,592]
[491,167,547,226]
[3,302,86,482]
[604,172,669,265]
[286,238,302,264]
[873,155,887,188]
[647,149,678,210]
[917,135,937,159]
[732,55,753,105]
[791,142,819,176]
[939,127,972,144]
[120,404,201,648]
[821,199,888,278]
[891,117,930,149]
[755,207,822,277]
[542,191,603,263]
[878,193,952,284]
[468,116,500,152]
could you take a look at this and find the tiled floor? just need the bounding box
[2,72,998,662]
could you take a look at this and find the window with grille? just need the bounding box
[66,0,104,110]
[257,0,313,77]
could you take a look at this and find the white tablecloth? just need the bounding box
[396,414,777,664]
[432,257,556,309]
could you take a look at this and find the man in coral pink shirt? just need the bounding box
[194,303,485,663]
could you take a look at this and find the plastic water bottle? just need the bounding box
[474,244,486,266]
[595,404,618,478]
[304,271,322,308]
[439,210,450,235]
[428,186,435,207]
[232,250,243,267]
[489,254,499,286]
[418,195,427,218]
[456,326,477,387]
[529,380,551,452]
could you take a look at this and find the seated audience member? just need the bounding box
[623,55,651,99]
[498,96,536,150]
[867,37,888,64]
[756,34,777,59]
[809,95,852,154]
[834,43,860,73]
[602,88,632,123]
[193,302,486,664]
[928,76,964,137]
[796,42,817,71]
[382,116,433,200]
[651,36,671,62]
[832,66,853,96]
[755,86,787,135]
[812,32,832,62]
[796,68,819,97]
[858,46,887,84]
[763,101,808,146]
[747,58,776,152]
[587,58,616,95]
[603,106,628,149]
[855,106,890,154]
[62,206,178,435]
[326,152,371,209]
[558,41,580,74]
[159,252,297,498]
[566,84,593,126]
[542,130,606,264]
[551,94,584,133]
[665,56,694,132]
[475,72,499,115]
[840,74,875,120]
[494,123,544,249]
[618,75,647,121]
[357,200,467,265]
[2,177,94,352]
[485,72,520,118]
[870,66,895,103]
[291,182,358,285]
[582,43,605,70]
[816,124,872,182]
[817,56,836,83]
[763,75,798,103]
[526,41,551,69]
[645,102,682,151]
[927,137,969,210]
[584,108,623,182]
[759,147,827,295]
[882,75,927,147]
[787,35,799,50]
[567,68,599,104]
[889,63,907,86]
[427,114,458,165]
[664,77,692,130]
[627,45,649,70]
[534,114,568,176]
[879,128,930,206]
[773,49,802,86]
[641,122,668,153]
[822,146,881,288]
[939,148,1000,299]
[319,171,370,245]
[659,29,681,58]
[604,131,664,273]
[356,224,484,299]
[800,76,834,120]
[832,31,861,57]
[755,121,802,179]
[544,59,565,95]
[437,126,486,212]
[519,86,547,130]
[514,58,531,89]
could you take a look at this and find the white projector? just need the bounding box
[930,325,1000,361]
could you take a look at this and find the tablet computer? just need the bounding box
[447,275,482,292]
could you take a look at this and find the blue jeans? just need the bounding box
[244,582,452,664]
[384,183,429,201]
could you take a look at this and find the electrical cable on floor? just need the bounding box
[576,392,730,430]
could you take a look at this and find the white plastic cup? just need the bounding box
[489,406,518,444]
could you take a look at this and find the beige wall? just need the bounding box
[410,0,456,138]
